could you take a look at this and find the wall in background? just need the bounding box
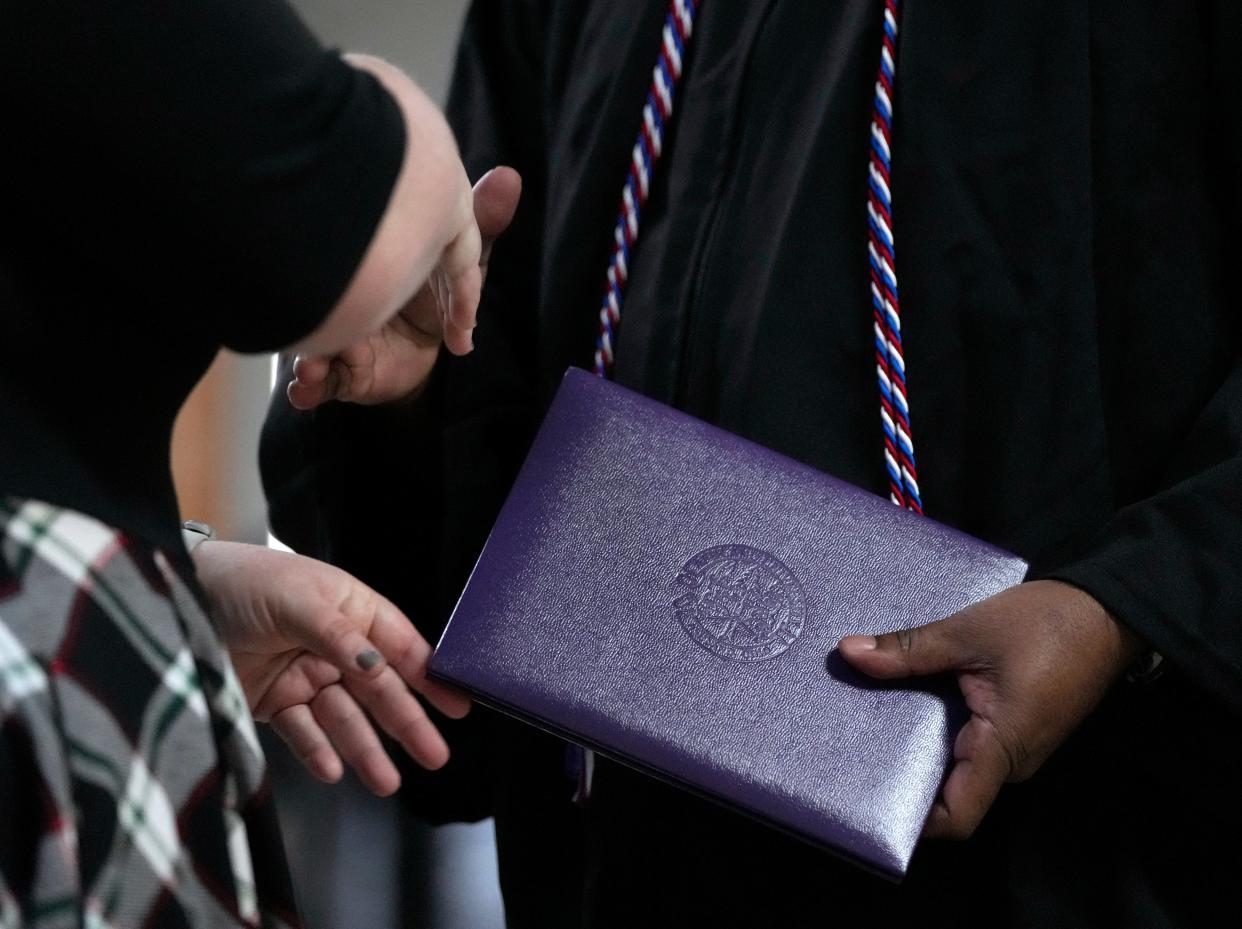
[171,353,271,542]
[291,0,467,100]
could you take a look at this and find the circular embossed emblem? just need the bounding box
[673,545,806,662]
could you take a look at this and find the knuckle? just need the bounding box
[354,745,388,770]
[388,632,423,674]
[320,616,355,654]
[396,715,430,749]
[325,702,355,729]
[987,718,1030,781]
[276,718,324,762]
[298,737,328,764]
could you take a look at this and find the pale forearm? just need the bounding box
[294,55,473,357]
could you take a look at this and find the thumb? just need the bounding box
[837,616,968,680]
[474,166,522,243]
[473,166,522,280]
[287,354,342,411]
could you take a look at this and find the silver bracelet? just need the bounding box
[181,520,217,554]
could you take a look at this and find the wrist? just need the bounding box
[1095,601,1158,684]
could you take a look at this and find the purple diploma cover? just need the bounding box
[429,368,1028,878]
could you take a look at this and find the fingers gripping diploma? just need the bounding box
[287,166,523,411]
[836,580,1142,840]
[192,541,471,797]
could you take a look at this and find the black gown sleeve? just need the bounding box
[1045,1,1242,715]
[1,0,406,353]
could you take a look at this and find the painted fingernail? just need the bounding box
[356,649,382,671]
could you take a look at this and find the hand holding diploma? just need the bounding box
[839,579,1143,840]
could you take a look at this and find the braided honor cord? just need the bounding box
[592,0,700,376]
[591,0,922,514]
[866,0,922,513]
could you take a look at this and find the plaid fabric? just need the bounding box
[0,499,301,928]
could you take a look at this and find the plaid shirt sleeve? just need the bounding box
[0,499,301,929]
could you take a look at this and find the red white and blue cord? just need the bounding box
[592,0,699,376]
[866,0,922,514]
[590,0,923,516]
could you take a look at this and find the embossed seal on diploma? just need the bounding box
[673,545,806,661]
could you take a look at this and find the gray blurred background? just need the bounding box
[173,1,509,926]
[295,0,469,99]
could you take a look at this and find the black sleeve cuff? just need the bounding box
[219,57,407,353]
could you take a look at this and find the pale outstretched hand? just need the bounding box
[287,166,522,410]
[838,579,1141,839]
[192,541,470,796]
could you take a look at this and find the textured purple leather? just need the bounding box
[429,368,1028,879]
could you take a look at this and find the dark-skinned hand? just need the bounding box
[838,579,1142,839]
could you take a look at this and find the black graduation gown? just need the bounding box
[260,2,1242,926]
